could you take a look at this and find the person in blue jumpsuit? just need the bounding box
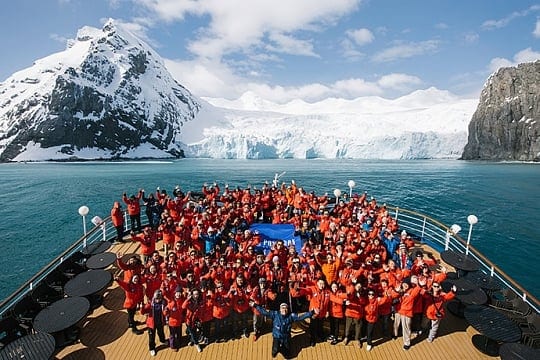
[249,300,316,358]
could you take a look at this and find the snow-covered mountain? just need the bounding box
[0,20,477,161]
[0,19,200,161]
[181,89,477,159]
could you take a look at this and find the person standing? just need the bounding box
[123,190,143,233]
[130,226,157,264]
[166,286,185,352]
[141,290,168,357]
[422,282,456,343]
[110,201,125,243]
[249,300,316,359]
[115,274,144,335]
[393,276,423,350]
[182,288,206,352]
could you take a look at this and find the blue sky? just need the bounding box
[1,0,539,102]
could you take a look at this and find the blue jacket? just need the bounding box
[254,305,312,340]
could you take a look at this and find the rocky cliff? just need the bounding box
[461,61,540,161]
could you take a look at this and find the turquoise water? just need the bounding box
[0,159,539,300]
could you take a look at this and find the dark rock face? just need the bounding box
[0,20,199,162]
[462,61,540,161]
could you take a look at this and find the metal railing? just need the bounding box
[1,205,538,317]
[0,212,147,317]
[389,206,540,313]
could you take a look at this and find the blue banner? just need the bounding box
[249,223,301,256]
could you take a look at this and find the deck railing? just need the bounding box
[1,206,538,317]
[0,212,147,317]
[389,206,540,313]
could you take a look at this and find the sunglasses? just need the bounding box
[432,285,440,288]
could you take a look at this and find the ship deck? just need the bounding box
[55,240,496,360]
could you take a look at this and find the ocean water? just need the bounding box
[0,159,539,301]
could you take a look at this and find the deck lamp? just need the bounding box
[466,215,478,255]
[445,224,461,250]
[347,180,356,198]
[333,189,342,205]
[78,205,89,248]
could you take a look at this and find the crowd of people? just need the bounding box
[112,181,456,357]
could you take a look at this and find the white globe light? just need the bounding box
[333,189,342,197]
[450,224,461,234]
[78,205,89,216]
[348,180,356,188]
[467,215,478,225]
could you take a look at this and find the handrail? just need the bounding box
[388,206,540,312]
[1,205,538,317]
[0,214,116,316]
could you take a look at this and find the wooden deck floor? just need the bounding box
[54,241,497,360]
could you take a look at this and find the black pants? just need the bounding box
[169,325,181,349]
[129,214,141,232]
[272,337,291,358]
[148,325,166,351]
[127,307,137,328]
[114,225,124,242]
[309,317,325,342]
[366,321,375,345]
[329,316,343,339]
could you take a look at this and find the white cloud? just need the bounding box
[488,47,540,73]
[137,0,361,59]
[341,39,364,61]
[49,33,68,44]
[372,40,439,63]
[346,28,374,46]
[534,19,540,38]
[266,32,318,57]
[464,32,479,44]
[482,5,540,30]
[435,23,448,30]
[377,73,422,90]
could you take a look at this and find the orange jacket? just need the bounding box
[344,292,366,319]
[395,285,422,318]
[212,290,231,319]
[329,290,347,318]
[111,202,124,227]
[123,191,142,215]
[116,279,144,309]
[131,231,156,255]
[291,285,331,319]
[364,296,389,323]
[167,298,185,327]
[423,290,455,320]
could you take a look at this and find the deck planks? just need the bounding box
[54,240,497,359]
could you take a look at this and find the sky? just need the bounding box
[1,0,540,103]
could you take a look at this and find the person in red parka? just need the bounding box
[182,288,206,352]
[229,273,252,338]
[141,289,168,356]
[116,253,144,282]
[115,274,144,335]
[343,281,367,347]
[212,281,232,342]
[291,277,331,347]
[364,289,390,351]
[167,286,185,352]
[131,226,157,264]
[422,281,456,343]
[393,276,424,350]
[123,190,142,232]
[111,201,125,242]
[328,281,347,345]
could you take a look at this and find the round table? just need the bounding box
[86,252,116,269]
[64,270,112,297]
[441,250,480,273]
[0,332,55,360]
[464,304,522,356]
[81,241,111,256]
[499,342,540,360]
[33,297,90,334]
[464,271,503,292]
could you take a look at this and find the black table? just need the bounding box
[33,297,90,334]
[0,332,55,360]
[441,250,480,274]
[64,270,112,297]
[499,342,540,360]
[86,252,116,269]
[464,304,522,356]
[443,278,487,318]
[464,271,503,292]
[81,241,111,256]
